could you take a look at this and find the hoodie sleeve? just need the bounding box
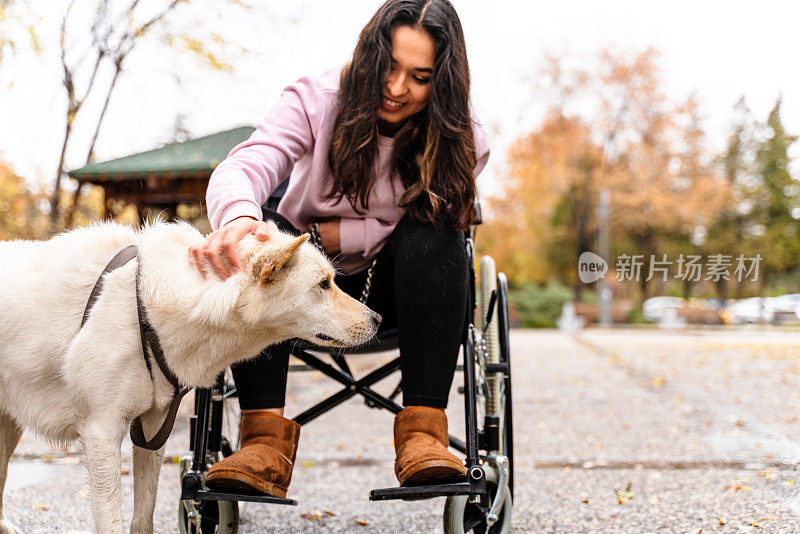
[206,75,321,230]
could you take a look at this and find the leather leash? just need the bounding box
[81,245,190,451]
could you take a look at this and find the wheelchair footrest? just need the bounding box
[189,488,297,505]
[369,481,472,501]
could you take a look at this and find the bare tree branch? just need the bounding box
[52,0,78,227]
[118,0,182,54]
[63,56,124,228]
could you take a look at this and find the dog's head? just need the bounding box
[234,221,380,348]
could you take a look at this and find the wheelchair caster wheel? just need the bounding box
[178,499,239,534]
[443,464,512,534]
[178,457,239,534]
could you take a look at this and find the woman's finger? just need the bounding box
[253,221,272,241]
[206,235,232,279]
[221,236,242,273]
[188,246,207,278]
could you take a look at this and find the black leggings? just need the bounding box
[230,209,468,410]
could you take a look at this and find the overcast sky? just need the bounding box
[1,0,798,195]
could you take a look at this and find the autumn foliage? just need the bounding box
[480,49,749,301]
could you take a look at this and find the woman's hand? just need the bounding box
[189,216,272,280]
[308,218,341,255]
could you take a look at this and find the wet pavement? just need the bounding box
[5,328,800,532]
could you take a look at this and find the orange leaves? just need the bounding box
[483,49,730,287]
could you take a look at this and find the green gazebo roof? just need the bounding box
[68,126,255,181]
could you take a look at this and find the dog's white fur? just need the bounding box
[0,220,378,534]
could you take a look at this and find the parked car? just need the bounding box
[642,296,686,322]
[723,297,775,324]
[768,294,800,324]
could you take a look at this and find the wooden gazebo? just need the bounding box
[68,126,255,222]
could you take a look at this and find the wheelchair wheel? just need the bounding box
[479,257,502,423]
[496,272,514,496]
[478,257,513,466]
[443,463,512,534]
[451,257,513,532]
[220,368,242,457]
[178,456,239,534]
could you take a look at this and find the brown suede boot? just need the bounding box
[205,412,300,497]
[394,406,467,486]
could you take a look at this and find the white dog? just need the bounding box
[0,220,379,534]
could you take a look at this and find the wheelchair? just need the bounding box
[178,196,514,533]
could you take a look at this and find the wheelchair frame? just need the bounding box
[179,221,514,532]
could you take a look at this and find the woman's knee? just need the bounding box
[392,215,465,261]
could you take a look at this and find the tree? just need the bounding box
[42,0,249,231]
[0,1,41,64]
[750,98,800,289]
[704,97,760,299]
[0,158,48,239]
[482,112,604,294]
[483,49,729,302]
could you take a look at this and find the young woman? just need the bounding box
[189,0,490,497]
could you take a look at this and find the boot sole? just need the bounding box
[205,467,288,498]
[398,458,467,486]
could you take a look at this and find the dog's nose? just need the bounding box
[371,310,382,327]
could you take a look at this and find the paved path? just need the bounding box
[6,328,800,532]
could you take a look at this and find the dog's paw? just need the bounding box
[0,519,23,534]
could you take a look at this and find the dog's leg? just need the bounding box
[130,408,168,534]
[0,412,23,534]
[81,417,127,534]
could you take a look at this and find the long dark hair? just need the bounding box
[326,0,477,230]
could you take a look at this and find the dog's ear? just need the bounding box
[255,233,310,285]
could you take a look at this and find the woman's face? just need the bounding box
[378,25,435,129]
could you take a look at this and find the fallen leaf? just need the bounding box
[785,480,794,486]
[719,517,727,525]
[301,510,327,520]
[324,510,336,517]
[615,482,634,505]
[121,470,130,476]
[724,485,751,491]
[582,498,591,504]
[30,502,50,510]
[748,520,760,527]
[761,516,777,520]
[356,520,370,526]
[690,528,702,534]
[300,461,315,467]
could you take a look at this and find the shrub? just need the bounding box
[509,281,573,328]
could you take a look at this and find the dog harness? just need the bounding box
[81,245,190,451]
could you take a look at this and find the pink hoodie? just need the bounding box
[206,65,491,274]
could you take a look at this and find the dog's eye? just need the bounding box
[319,278,331,290]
